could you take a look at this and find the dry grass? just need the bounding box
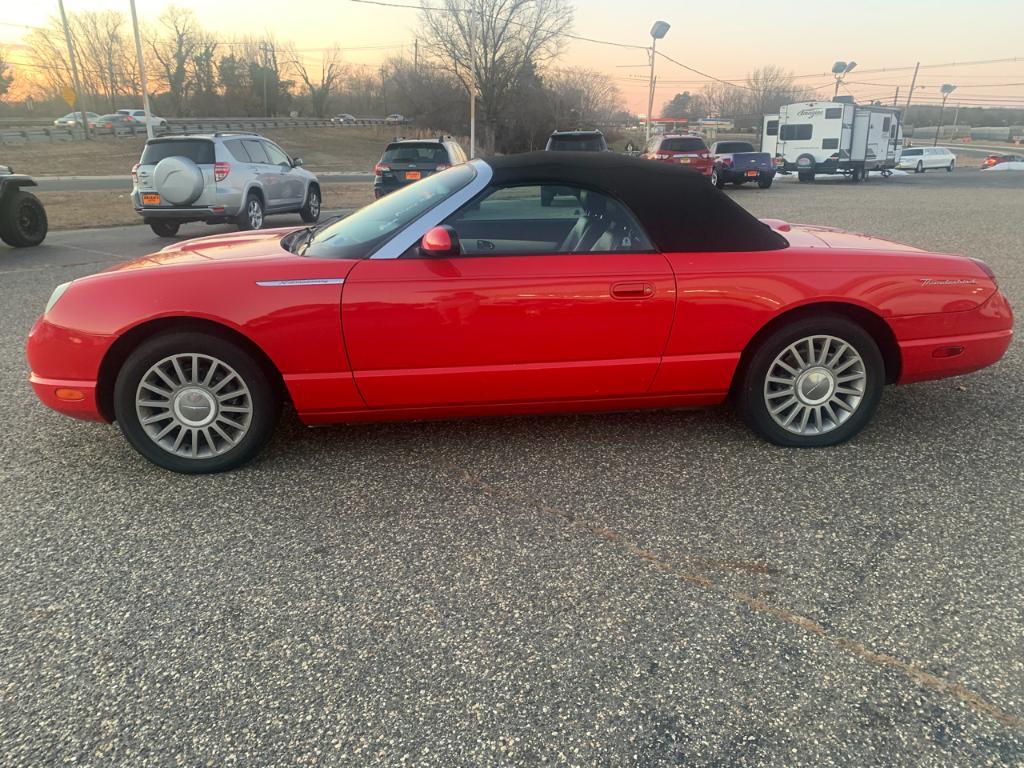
[3,126,451,177]
[35,182,374,232]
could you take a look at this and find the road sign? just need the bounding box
[61,87,76,107]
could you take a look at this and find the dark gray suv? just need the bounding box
[132,133,321,237]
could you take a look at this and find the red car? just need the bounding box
[27,152,1013,473]
[981,153,1024,169]
[640,134,714,177]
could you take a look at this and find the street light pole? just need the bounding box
[57,0,90,140]
[831,60,857,99]
[933,84,957,147]
[645,21,670,147]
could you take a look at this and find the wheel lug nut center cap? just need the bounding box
[796,367,835,405]
[173,387,217,427]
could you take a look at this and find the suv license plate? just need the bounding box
[405,171,421,180]
[142,193,160,205]
[745,170,759,177]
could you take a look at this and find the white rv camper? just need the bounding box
[764,101,903,182]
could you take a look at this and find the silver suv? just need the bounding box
[132,132,321,238]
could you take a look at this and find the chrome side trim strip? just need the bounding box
[256,278,346,287]
[368,159,494,260]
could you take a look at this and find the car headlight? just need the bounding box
[45,281,72,315]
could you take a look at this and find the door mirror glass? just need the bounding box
[421,225,460,257]
[292,157,304,167]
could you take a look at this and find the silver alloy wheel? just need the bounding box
[135,353,253,459]
[248,199,263,229]
[763,335,867,436]
[711,168,719,186]
[309,190,320,218]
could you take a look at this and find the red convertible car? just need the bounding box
[27,152,1013,473]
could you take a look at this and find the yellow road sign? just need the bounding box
[61,87,76,107]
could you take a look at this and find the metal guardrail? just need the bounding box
[0,116,405,145]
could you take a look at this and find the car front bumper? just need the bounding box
[26,316,110,422]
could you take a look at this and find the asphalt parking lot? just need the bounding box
[2,167,1022,765]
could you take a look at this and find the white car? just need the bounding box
[897,146,956,173]
[116,109,168,130]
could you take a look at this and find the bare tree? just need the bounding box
[0,48,12,101]
[287,45,346,117]
[419,0,573,152]
[745,65,813,118]
[147,6,201,115]
[546,66,621,129]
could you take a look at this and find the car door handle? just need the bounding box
[610,282,655,299]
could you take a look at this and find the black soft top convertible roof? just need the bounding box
[484,151,787,252]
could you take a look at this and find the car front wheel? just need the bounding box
[113,332,281,473]
[711,168,724,188]
[738,316,884,447]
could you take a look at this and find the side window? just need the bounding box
[780,124,813,141]
[882,117,891,132]
[824,107,843,119]
[224,139,251,162]
[431,184,651,257]
[766,120,779,136]
[263,141,291,166]
[242,139,270,163]
[822,138,839,150]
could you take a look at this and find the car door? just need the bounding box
[241,139,279,207]
[341,183,676,408]
[262,140,303,207]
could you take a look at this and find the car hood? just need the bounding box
[103,228,303,274]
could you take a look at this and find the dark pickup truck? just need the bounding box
[709,141,775,189]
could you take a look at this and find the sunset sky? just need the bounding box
[2,0,1023,113]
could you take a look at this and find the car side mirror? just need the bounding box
[420,225,460,258]
[292,157,304,167]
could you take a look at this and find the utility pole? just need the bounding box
[414,38,419,73]
[128,0,155,139]
[951,102,961,140]
[57,0,90,140]
[645,21,670,147]
[261,42,271,117]
[903,61,920,126]
[892,86,899,107]
[933,83,957,147]
[467,11,477,157]
[380,64,387,116]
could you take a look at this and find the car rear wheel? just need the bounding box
[237,193,264,231]
[916,160,924,174]
[149,221,180,238]
[114,332,280,473]
[738,316,884,447]
[300,186,321,223]
[0,190,48,247]
[757,174,773,189]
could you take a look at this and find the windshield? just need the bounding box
[716,142,755,153]
[141,139,214,165]
[382,143,448,164]
[303,163,477,259]
[661,137,706,152]
[547,135,605,151]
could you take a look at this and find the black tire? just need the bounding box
[947,161,955,172]
[0,190,48,247]
[113,331,281,473]
[737,315,884,448]
[149,220,180,238]
[540,188,554,207]
[797,170,815,183]
[916,160,924,174]
[299,185,321,223]
[236,192,264,231]
[851,165,863,183]
[711,168,724,189]
[757,174,773,189]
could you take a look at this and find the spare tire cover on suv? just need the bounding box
[153,156,205,205]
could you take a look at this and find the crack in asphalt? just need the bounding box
[439,460,1024,732]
